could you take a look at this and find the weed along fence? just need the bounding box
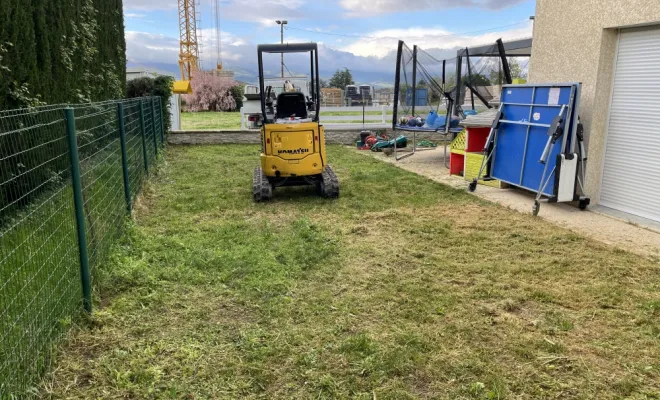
[0,97,166,396]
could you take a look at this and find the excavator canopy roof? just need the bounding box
[258,43,318,54]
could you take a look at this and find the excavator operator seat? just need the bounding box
[276,92,308,119]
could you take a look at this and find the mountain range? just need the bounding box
[127,62,396,88]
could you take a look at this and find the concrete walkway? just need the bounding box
[361,147,660,259]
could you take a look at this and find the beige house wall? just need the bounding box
[528,0,660,203]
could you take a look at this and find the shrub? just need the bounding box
[230,84,245,111]
[126,77,155,98]
[126,75,174,134]
[183,72,238,112]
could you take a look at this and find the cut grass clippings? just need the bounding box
[39,145,660,399]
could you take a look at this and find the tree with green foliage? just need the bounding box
[328,68,355,89]
[230,83,246,111]
[489,58,528,85]
[0,0,126,109]
[127,75,174,134]
[463,73,491,87]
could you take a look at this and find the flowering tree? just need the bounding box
[184,71,237,112]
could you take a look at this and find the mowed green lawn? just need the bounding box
[41,146,659,399]
[181,111,242,130]
[180,111,396,130]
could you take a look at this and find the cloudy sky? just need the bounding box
[124,0,536,83]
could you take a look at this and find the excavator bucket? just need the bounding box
[173,80,192,95]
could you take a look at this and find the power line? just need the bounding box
[284,20,529,41]
[418,47,458,64]
[282,62,294,77]
[520,57,531,72]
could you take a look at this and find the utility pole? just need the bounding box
[276,20,288,78]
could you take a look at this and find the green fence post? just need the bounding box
[64,107,92,313]
[159,97,165,146]
[151,97,158,156]
[139,99,149,174]
[117,103,132,213]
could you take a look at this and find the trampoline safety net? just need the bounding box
[392,39,530,129]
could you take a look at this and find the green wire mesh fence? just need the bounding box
[0,96,166,396]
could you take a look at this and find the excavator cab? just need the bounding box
[253,43,339,202]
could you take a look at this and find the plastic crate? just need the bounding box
[450,129,466,154]
[450,152,465,176]
[465,127,490,153]
[464,152,506,188]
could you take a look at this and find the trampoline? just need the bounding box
[393,124,462,162]
[391,38,531,163]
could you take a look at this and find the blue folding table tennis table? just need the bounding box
[470,83,590,215]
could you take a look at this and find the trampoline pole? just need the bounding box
[412,45,418,117]
[465,47,475,111]
[442,60,446,88]
[454,55,462,117]
[392,41,404,131]
[362,100,365,131]
[496,38,513,85]
[444,136,448,169]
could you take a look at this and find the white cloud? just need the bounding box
[197,28,247,67]
[338,22,533,57]
[126,30,248,70]
[207,0,307,24]
[227,0,308,27]
[125,13,146,18]
[123,0,177,10]
[124,0,306,17]
[125,31,179,64]
[339,0,526,16]
[125,19,533,86]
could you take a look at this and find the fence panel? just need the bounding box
[0,96,164,397]
[0,107,80,393]
[155,97,164,145]
[73,104,127,278]
[142,99,156,164]
[124,100,147,201]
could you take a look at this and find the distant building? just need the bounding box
[211,69,236,79]
[321,88,343,107]
[126,67,175,81]
[375,88,394,105]
[127,67,235,81]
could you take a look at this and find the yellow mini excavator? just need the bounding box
[253,43,339,202]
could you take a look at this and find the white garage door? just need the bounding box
[600,26,660,222]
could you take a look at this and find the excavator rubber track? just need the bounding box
[319,165,339,199]
[253,167,273,202]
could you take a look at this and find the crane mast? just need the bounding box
[173,0,199,94]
